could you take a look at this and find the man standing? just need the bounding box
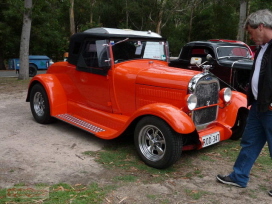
[216,9,272,196]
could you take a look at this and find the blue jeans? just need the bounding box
[229,101,272,187]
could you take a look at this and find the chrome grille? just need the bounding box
[193,106,217,125]
[188,73,219,130]
[195,83,218,107]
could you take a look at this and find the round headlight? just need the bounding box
[187,94,197,110]
[223,88,232,102]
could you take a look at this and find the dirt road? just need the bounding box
[1,78,272,204]
[0,89,106,188]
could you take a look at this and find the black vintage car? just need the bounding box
[170,41,254,93]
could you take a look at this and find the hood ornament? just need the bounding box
[193,54,214,73]
[201,65,212,73]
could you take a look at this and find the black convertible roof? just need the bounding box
[84,27,162,38]
[70,27,164,42]
[68,27,165,65]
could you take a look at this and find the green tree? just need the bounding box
[30,0,70,61]
[0,0,23,69]
[237,0,248,41]
[1,0,270,68]
[0,0,10,69]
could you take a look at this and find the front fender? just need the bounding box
[131,103,195,134]
[26,74,67,116]
[217,91,248,127]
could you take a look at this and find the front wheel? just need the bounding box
[134,116,183,169]
[230,109,248,140]
[30,83,55,124]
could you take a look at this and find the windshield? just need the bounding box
[111,40,167,63]
[216,46,251,59]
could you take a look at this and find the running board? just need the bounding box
[54,113,121,139]
[55,113,105,133]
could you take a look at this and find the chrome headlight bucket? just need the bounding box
[220,88,232,103]
[187,94,197,110]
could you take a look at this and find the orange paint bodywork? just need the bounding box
[27,57,247,150]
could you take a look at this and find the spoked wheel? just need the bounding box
[134,116,183,169]
[30,83,54,124]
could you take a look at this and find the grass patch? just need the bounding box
[255,145,272,170]
[0,76,30,85]
[145,194,170,204]
[201,140,272,167]
[0,77,31,93]
[197,140,241,162]
[113,175,138,182]
[83,139,176,180]
[247,189,258,199]
[83,143,138,170]
[211,141,272,170]
[146,194,156,200]
[185,189,210,200]
[84,138,272,183]
[198,154,215,162]
[0,183,110,204]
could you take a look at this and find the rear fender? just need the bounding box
[132,103,195,134]
[26,74,67,116]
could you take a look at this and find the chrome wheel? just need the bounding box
[138,125,166,162]
[33,92,45,117]
[30,83,54,124]
[135,116,183,169]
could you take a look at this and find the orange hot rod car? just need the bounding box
[26,28,248,169]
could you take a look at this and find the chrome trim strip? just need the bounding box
[188,72,215,93]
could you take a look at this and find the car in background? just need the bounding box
[209,39,254,59]
[169,40,253,93]
[8,55,54,77]
[249,45,258,57]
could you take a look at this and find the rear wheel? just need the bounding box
[29,64,37,77]
[134,116,183,169]
[30,83,55,124]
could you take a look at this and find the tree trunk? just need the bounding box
[188,7,194,42]
[18,0,32,80]
[0,49,6,70]
[155,0,167,35]
[237,0,247,41]
[89,0,96,25]
[125,0,128,28]
[70,0,75,35]
[156,9,163,34]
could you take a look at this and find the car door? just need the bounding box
[70,39,113,112]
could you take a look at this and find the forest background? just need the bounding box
[0,0,272,70]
